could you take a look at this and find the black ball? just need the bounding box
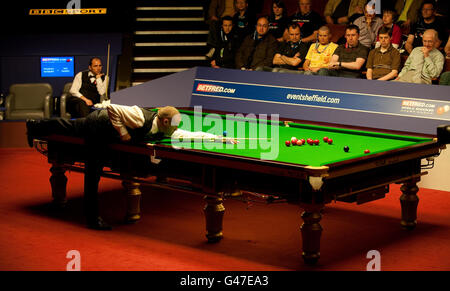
[344,146,349,152]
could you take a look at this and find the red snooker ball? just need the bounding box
[296,140,303,146]
[323,137,329,142]
[307,138,313,145]
[327,138,333,144]
[364,149,370,154]
[291,137,298,145]
[314,139,320,145]
[285,140,291,146]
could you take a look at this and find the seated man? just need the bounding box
[318,24,369,78]
[235,16,278,70]
[353,3,384,48]
[289,0,325,43]
[395,29,444,84]
[375,8,402,49]
[366,26,401,81]
[206,0,236,57]
[26,105,237,230]
[68,57,109,118]
[405,0,448,54]
[324,0,366,24]
[210,16,240,69]
[303,26,339,74]
[271,23,309,73]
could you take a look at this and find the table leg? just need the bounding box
[49,163,67,208]
[203,196,225,243]
[300,203,323,265]
[122,179,142,224]
[400,179,420,230]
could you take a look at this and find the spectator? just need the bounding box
[324,0,366,25]
[445,35,450,57]
[290,0,325,43]
[210,16,240,69]
[435,0,449,25]
[375,8,402,49]
[396,29,444,84]
[206,0,236,58]
[318,24,369,78]
[68,57,108,118]
[235,16,278,70]
[395,0,423,31]
[353,2,384,48]
[439,72,450,86]
[272,23,310,72]
[366,26,401,80]
[233,0,256,43]
[303,26,339,75]
[208,0,236,23]
[405,0,448,54]
[268,0,289,42]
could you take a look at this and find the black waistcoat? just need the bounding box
[80,70,106,104]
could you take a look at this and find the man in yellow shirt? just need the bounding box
[303,26,339,75]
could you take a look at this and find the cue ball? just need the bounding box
[223,131,227,137]
[344,146,349,152]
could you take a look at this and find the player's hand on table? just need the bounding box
[120,133,131,142]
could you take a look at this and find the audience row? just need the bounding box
[205,0,450,85]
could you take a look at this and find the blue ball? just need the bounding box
[223,131,227,137]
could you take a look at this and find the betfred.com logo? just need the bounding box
[196,84,236,94]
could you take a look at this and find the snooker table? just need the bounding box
[34,109,450,264]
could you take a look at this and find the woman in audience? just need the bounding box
[268,0,289,42]
[375,8,402,49]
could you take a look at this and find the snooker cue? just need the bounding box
[105,42,110,100]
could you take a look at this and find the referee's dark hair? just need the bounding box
[89,57,102,66]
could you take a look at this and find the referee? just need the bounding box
[68,57,109,118]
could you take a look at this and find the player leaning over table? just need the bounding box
[26,105,237,230]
